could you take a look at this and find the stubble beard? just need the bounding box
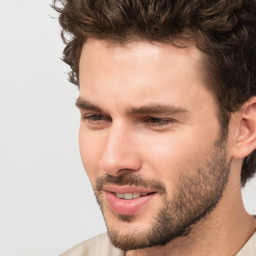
[94,136,231,251]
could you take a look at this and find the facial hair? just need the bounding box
[94,136,231,251]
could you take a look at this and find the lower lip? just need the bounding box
[105,192,156,215]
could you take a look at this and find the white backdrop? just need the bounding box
[0,1,255,255]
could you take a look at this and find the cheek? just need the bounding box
[141,132,214,190]
[79,130,103,184]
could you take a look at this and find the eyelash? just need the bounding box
[82,114,107,121]
[82,114,175,128]
[143,117,174,126]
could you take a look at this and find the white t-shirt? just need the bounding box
[237,231,256,256]
[60,231,256,256]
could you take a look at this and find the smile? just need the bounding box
[115,192,155,199]
[103,186,157,215]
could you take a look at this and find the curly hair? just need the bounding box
[53,0,256,186]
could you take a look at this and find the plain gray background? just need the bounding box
[0,1,255,255]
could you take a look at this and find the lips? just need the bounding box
[104,185,157,215]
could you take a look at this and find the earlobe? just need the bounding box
[232,97,256,159]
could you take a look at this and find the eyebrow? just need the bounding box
[76,97,102,112]
[76,97,189,116]
[127,105,189,116]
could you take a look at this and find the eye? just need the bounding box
[81,113,111,129]
[145,117,169,124]
[84,114,105,121]
[143,117,176,127]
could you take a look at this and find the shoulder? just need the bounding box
[60,233,124,256]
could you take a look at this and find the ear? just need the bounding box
[232,96,256,159]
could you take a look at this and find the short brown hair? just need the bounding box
[53,0,256,186]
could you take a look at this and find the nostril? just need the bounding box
[99,151,142,176]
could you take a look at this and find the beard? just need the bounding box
[94,135,231,251]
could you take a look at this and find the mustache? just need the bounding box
[95,174,166,194]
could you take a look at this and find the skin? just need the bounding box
[77,39,256,256]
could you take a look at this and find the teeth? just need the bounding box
[115,192,149,199]
[124,193,133,200]
[132,192,141,199]
[116,193,124,199]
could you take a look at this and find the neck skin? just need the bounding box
[125,159,256,256]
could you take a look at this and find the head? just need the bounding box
[53,0,256,251]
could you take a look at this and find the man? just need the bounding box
[54,0,256,255]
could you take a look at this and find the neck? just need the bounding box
[126,171,256,256]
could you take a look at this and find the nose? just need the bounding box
[98,123,142,176]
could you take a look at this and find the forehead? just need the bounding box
[78,39,215,113]
[79,39,202,75]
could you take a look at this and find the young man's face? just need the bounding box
[78,39,231,250]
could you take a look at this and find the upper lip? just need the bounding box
[103,185,156,194]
